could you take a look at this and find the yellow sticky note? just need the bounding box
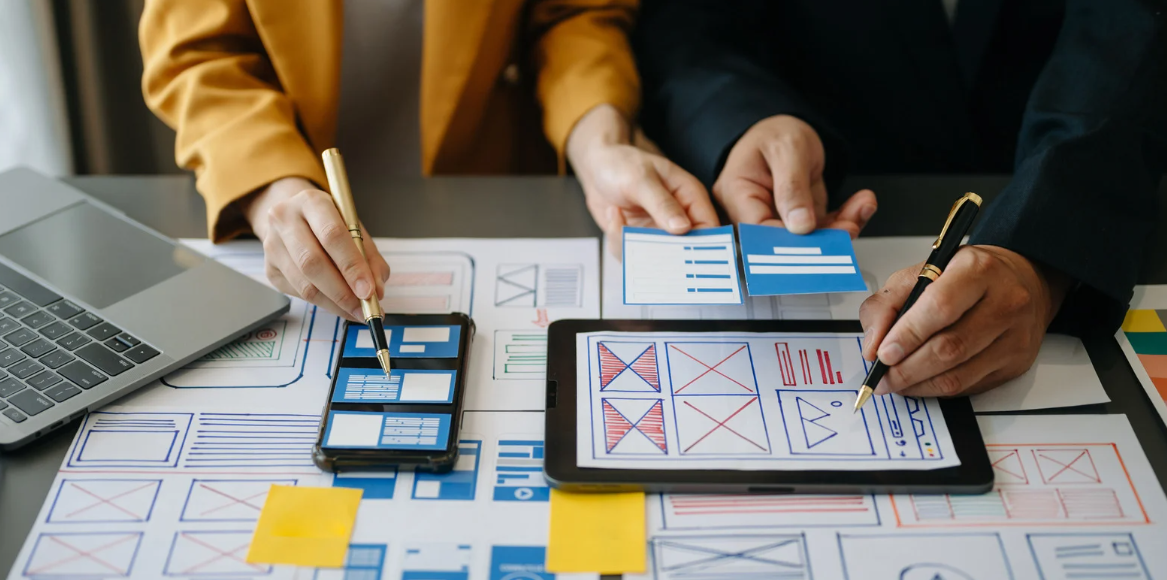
[1123,309,1167,333]
[546,489,646,574]
[246,485,362,567]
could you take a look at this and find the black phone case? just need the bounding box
[312,312,474,473]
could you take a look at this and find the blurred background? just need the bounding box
[0,0,178,177]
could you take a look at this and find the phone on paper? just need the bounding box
[313,313,474,473]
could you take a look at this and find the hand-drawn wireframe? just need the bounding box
[332,470,398,499]
[665,342,758,395]
[650,534,812,580]
[381,252,474,315]
[179,413,320,470]
[837,533,1014,580]
[495,263,583,308]
[46,479,162,524]
[493,436,550,501]
[23,531,144,578]
[1027,533,1152,580]
[488,546,553,580]
[777,390,876,457]
[401,543,472,580]
[674,395,769,455]
[598,342,661,392]
[67,412,194,469]
[603,398,668,454]
[180,479,296,522]
[313,544,386,580]
[412,439,482,500]
[162,530,271,577]
[655,493,881,530]
[493,330,547,380]
[892,443,1151,527]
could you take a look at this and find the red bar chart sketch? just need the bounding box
[891,443,1151,527]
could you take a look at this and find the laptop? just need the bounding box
[0,168,289,449]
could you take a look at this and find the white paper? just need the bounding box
[1120,284,1167,424]
[575,330,959,471]
[628,414,1167,580]
[603,236,1109,412]
[622,228,743,305]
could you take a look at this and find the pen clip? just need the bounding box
[932,192,983,249]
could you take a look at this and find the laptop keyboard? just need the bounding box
[0,263,160,425]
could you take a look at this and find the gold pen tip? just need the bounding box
[853,387,873,413]
[376,349,391,375]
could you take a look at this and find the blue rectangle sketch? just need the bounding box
[739,223,866,295]
[344,324,461,359]
[1027,533,1151,580]
[651,534,811,580]
[326,411,451,451]
[23,531,144,578]
[332,367,456,404]
[413,440,481,500]
[47,479,162,524]
[163,530,271,577]
[837,533,1014,580]
[623,225,744,305]
[67,412,194,469]
[181,413,319,469]
[489,546,553,580]
[493,439,549,502]
[180,479,295,522]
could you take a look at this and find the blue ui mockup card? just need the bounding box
[738,223,867,295]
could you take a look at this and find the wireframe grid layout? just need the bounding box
[836,533,1015,580]
[650,533,812,580]
[622,226,744,306]
[495,263,583,308]
[655,493,882,530]
[492,330,548,380]
[578,331,958,471]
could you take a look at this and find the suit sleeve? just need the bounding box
[968,1,1167,336]
[526,0,641,173]
[632,0,846,188]
[139,0,327,242]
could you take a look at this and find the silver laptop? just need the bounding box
[0,168,289,449]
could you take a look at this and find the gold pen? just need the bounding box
[322,148,392,375]
[853,192,983,412]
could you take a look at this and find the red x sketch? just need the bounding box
[1035,449,1102,484]
[988,449,1028,484]
[24,532,142,577]
[676,397,769,454]
[181,480,293,522]
[48,480,160,523]
[165,531,270,576]
[667,342,757,395]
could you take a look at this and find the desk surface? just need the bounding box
[2,174,1166,574]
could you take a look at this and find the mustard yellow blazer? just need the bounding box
[139,0,639,240]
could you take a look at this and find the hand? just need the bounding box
[567,105,719,256]
[243,177,391,322]
[714,114,877,238]
[859,246,1072,397]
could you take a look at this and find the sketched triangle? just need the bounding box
[602,399,634,452]
[796,397,837,448]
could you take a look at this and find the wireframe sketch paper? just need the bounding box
[575,330,960,471]
[602,236,1109,413]
[1118,285,1167,424]
[627,414,1167,580]
[738,224,867,295]
[622,226,743,306]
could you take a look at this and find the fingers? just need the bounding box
[825,189,878,239]
[606,206,627,258]
[858,266,919,360]
[653,157,719,229]
[876,298,1007,394]
[360,223,391,300]
[889,342,1005,398]
[877,251,990,366]
[301,194,377,302]
[271,197,363,320]
[762,141,817,234]
[263,236,357,321]
[632,174,692,234]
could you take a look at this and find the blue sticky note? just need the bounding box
[622,225,743,305]
[739,223,867,295]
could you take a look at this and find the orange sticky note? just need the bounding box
[246,485,362,567]
[546,489,646,574]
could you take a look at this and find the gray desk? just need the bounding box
[2,174,1166,574]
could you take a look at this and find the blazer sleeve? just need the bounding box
[526,0,641,172]
[632,0,845,189]
[968,1,1167,336]
[139,0,327,242]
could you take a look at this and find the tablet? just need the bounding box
[544,319,993,494]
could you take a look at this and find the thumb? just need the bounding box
[762,142,817,234]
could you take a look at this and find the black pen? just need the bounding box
[853,192,983,412]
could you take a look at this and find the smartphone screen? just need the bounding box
[315,314,473,471]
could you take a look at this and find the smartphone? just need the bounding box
[313,313,474,473]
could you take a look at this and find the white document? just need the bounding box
[629,414,1167,580]
[603,236,1109,412]
[622,227,743,305]
[575,330,959,471]
[1119,284,1167,424]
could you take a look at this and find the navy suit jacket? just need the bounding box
[634,0,1166,335]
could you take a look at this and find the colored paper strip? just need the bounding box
[1122,309,1167,333]
[546,489,646,574]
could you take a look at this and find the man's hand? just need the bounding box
[859,246,1072,397]
[568,105,719,255]
[243,177,391,322]
[715,115,877,238]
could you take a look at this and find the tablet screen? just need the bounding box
[575,331,960,471]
